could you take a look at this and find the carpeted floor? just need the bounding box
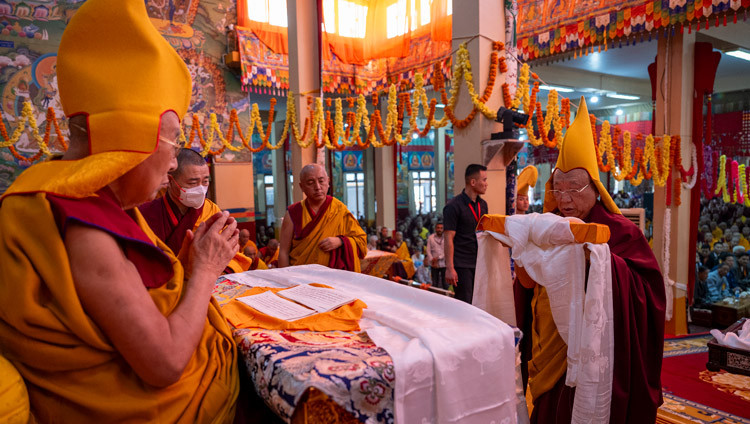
[657,334,750,423]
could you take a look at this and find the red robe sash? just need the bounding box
[47,187,174,289]
[138,193,203,254]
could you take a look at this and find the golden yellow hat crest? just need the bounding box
[543,97,620,215]
[57,0,192,155]
[516,165,538,196]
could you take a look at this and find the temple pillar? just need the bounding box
[652,31,695,336]
[435,126,447,212]
[287,0,319,202]
[451,0,505,213]
[364,147,376,225]
[375,145,397,230]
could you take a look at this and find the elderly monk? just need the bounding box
[0,1,239,422]
[518,98,665,423]
[278,164,367,271]
[140,148,253,274]
[515,165,537,215]
[259,239,280,268]
[243,242,268,270]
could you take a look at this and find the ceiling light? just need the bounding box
[606,93,640,100]
[539,84,575,93]
[616,109,624,116]
[590,96,599,103]
[435,103,445,108]
[726,49,750,62]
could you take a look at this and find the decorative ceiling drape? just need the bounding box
[516,0,750,61]
[237,0,454,96]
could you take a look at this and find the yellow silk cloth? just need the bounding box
[290,197,367,272]
[0,355,29,424]
[220,284,366,332]
[196,199,254,274]
[395,242,415,278]
[0,192,239,423]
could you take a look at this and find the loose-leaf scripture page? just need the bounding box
[277,284,357,313]
[236,291,316,321]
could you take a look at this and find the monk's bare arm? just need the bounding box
[278,211,293,267]
[66,211,238,388]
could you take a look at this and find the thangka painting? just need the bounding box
[517,0,750,60]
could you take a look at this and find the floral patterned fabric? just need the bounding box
[213,278,394,423]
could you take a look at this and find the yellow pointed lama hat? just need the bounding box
[2,0,192,200]
[543,97,620,215]
[516,165,538,196]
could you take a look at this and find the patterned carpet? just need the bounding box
[657,334,750,424]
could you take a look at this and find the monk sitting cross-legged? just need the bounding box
[278,164,367,272]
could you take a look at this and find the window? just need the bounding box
[388,0,433,38]
[339,1,367,38]
[345,172,365,218]
[322,0,367,38]
[412,170,436,213]
[263,175,275,225]
[386,0,408,38]
[246,0,288,27]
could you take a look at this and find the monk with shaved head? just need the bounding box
[278,164,367,271]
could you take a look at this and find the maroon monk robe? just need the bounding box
[139,194,203,254]
[47,187,174,289]
[528,201,665,424]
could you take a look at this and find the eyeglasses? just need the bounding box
[159,136,186,155]
[548,183,590,199]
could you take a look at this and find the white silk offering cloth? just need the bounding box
[231,264,519,424]
[474,213,615,424]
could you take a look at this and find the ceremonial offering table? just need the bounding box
[214,265,524,424]
[712,297,750,328]
[359,250,399,278]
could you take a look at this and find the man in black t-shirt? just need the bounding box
[443,164,489,303]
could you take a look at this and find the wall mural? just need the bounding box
[0,0,249,193]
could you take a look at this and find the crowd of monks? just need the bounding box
[0,0,666,422]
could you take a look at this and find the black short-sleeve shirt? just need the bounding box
[443,190,488,268]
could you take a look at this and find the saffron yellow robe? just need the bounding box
[740,237,750,251]
[0,191,238,423]
[395,241,416,279]
[288,196,367,272]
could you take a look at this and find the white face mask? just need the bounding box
[176,183,208,209]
